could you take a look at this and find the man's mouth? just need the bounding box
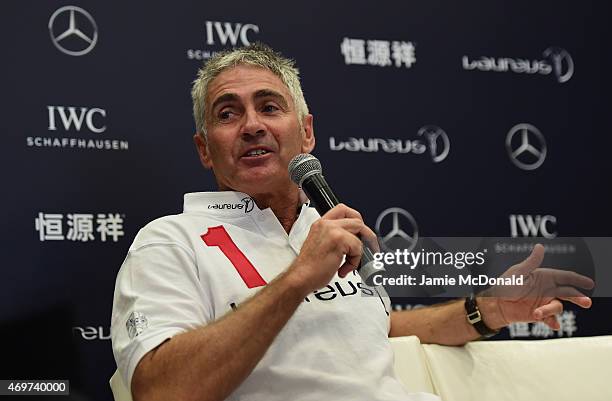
[242,148,272,158]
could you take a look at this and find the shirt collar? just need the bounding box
[184,191,318,243]
[184,191,259,216]
[183,190,310,217]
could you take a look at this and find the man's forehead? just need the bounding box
[207,65,292,105]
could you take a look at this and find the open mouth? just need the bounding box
[242,148,272,158]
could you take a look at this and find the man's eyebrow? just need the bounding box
[211,93,239,112]
[254,89,289,109]
[210,89,290,112]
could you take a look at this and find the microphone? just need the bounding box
[288,153,383,283]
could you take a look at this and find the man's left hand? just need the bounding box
[480,244,595,330]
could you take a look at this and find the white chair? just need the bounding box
[111,335,612,401]
[109,336,433,401]
[421,335,612,401]
[390,335,435,394]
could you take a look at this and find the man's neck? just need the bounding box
[217,183,302,233]
[249,187,302,233]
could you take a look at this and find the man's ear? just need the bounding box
[193,133,213,169]
[301,114,315,153]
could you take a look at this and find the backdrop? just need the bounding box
[2,1,611,399]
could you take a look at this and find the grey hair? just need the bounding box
[191,43,309,138]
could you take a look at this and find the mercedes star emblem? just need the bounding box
[49,6,98,56]
[375,207,419,252]
[506,123,547,171]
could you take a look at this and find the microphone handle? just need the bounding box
[301,174,380,281]
[301,174,340,213]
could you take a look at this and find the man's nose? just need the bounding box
[241,108,266,138]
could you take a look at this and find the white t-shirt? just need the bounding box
[111,191,439,401]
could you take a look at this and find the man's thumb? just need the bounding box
[515,243,545,275]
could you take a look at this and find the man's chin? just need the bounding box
[235,171,290,194]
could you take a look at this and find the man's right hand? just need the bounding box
[131,203,377,401]
[288,203,377,294]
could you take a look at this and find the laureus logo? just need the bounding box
[543,47,574,83]
[329,125,450,163]
[208,197,255,213]
[462,47,574,83]
[240,196,255,213]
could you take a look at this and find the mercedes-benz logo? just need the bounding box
[506,123,547,171]
[49,6,98,56]
[543,47,574,84]
[375,207,419,252]
[418,125,450,163]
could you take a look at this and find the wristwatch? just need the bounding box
[464,294,499,338]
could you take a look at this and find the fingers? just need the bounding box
[550,286,590,299]
[533,298,563,320]
[319,204,380,277]
[543,315,560,330]
[324,204,380,252]
[295,212,366,291]
[515,243,545,275]
[338,261,356,278]
[335,228,363,278]
[552,270,595,290]
[332,218,371,236]
[534,296,592,330]
[559,295,592,309]
[361,226,380,253]
[338,220,379,252]
[532,299,561,331]
[542,270,594,307]
[339,230,363,260]
[322,203,363,220]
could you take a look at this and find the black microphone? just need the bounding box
[288,153,383,283]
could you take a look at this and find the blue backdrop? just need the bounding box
[3,1,611,399]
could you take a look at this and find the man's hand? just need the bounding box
[480,244,595,330]
[390,244,595,344]
[288,203,377,293]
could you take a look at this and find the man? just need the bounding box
[111,43,593,401]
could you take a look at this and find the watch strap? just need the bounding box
[464,294,499,338]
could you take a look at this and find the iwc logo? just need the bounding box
[187,21,260,61]
[48,6,98,56]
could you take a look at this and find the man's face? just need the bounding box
[194,65,314,195]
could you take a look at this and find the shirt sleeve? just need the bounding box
[110,241,212,390]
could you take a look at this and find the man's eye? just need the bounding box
[219,110,233,120]
[262,104,279,113]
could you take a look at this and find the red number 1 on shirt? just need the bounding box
[201,226,267,288]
